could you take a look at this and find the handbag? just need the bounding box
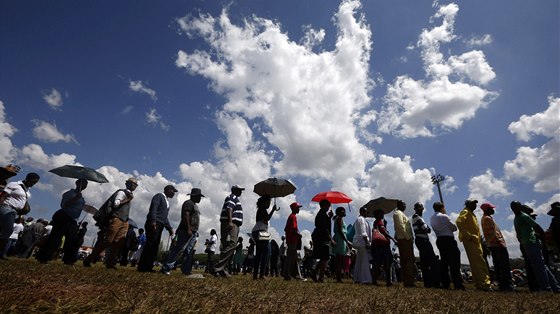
[258,231,271,241]
[372,228,389,246]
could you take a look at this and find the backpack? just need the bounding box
[93,189,124,227]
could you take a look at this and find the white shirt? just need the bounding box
[2,181,29,210]
[353,216,371,248]
[430,212,458,238]
[113,189,132,207]
[209,234,217,252]
[9,222,24,240]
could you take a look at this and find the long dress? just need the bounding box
[352,216,372,284]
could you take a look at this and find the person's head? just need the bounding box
[335,206,346,217]
[464,199,478,211]
[138,228,144,234]
[125,177,138,192]
[23,172,40,188]
[256,195,272,209]
[319,199,331,211]
[81,221,88,227]
[359,206,368,217]
[433,202,445,213]
[25,217,34,223]
[290,202,302,214]
[249,237,255,245]
[231,185,245,197]
[510,201,522,215]
[481,203,495,216]
[548,202,560,217]
[188,188,205,204]
[414,202,424,215]
[397,200,406,212]
[281,235,286,240]
[164,185,178,198]
[76,178,88,190]
[210,229,216,235]
[16,216,24,224]
[374,208,384,219]
[238,237,243,243]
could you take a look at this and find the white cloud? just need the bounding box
[378,3,498,138]
[145,108,170,131]
[0,100,18,164]
[505,97,560,193]
[300,25,325,50]
[129,80,157,101]
[31,120,78,144]
[508,96,560,142]
[42,88,64,110]
[468,169,511,201]
[464,34,493,47]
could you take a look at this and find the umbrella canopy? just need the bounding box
[127,218,139,229]
[253,177,297,198]
[362,197,399,217]
[82,205,98,215]
[49,165,109,183]
[311,191,352,204]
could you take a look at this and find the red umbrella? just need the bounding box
[311,191,352,204]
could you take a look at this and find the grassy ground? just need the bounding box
[1,259,558,313]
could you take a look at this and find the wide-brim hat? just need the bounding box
[231,184,245,191]
[548,202,560,216]
[188,188,205,197]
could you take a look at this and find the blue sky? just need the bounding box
[1,0,558,259]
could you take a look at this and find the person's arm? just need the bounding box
[182,201,192,236]
[113,190,133,209]
[147,194,161,231]
[379,222,396,243]
[265,205,279,222]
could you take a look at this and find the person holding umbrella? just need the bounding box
[251,195,279,280]
[36,178,88,265]
[311,199,334,282]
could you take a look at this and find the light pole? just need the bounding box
[431,174,445,205]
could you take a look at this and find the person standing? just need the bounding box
[411,202,440,288]
[393,200,416,287]
[456,199,492,291]
[137,185,177,273]
[371,208,395,286]
[311,199,334,282]
[0,173,40,259]
[84,178,138,269]
[37,179,88,265]
[279,235,287,277]
[283,202,303,281]
[130,228,146,267]
[161,188,204,275]
[333,206,352,283]
[352,206,371,284]
[430,202,465,290]
[511,201,560,292]
[548,202,560,254]
[206,229,217,273]
[251,195,278,280]
[213,185,244,277]
[480,202,514,292]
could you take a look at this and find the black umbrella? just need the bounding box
[49,165,109,183]
[362,197,399,217]
[127,218,139,229]
[253,177,297,198]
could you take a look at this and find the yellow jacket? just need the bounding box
[456,208,480,243]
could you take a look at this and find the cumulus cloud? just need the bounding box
[378,3,498,138]
[0,100,17,163]
[129,80,157,101]
[31,120,78,144]
[42,88,64,110]
[145,108,170,131]
[505,96,560,193]
[468,169,511,201]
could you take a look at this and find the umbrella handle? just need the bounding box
[78,212,87,224]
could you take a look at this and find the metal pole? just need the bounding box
[431,174,446,205]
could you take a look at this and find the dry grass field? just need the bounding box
[1,258,558,313]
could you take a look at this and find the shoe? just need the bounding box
[83,259,91,267]
[309,272,318,282]
[160,269,171,275]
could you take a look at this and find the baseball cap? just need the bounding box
[290,202,303,210]
[480,202,496,211]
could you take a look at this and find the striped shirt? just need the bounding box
[411,213,431,239]
[220,194,243,226]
